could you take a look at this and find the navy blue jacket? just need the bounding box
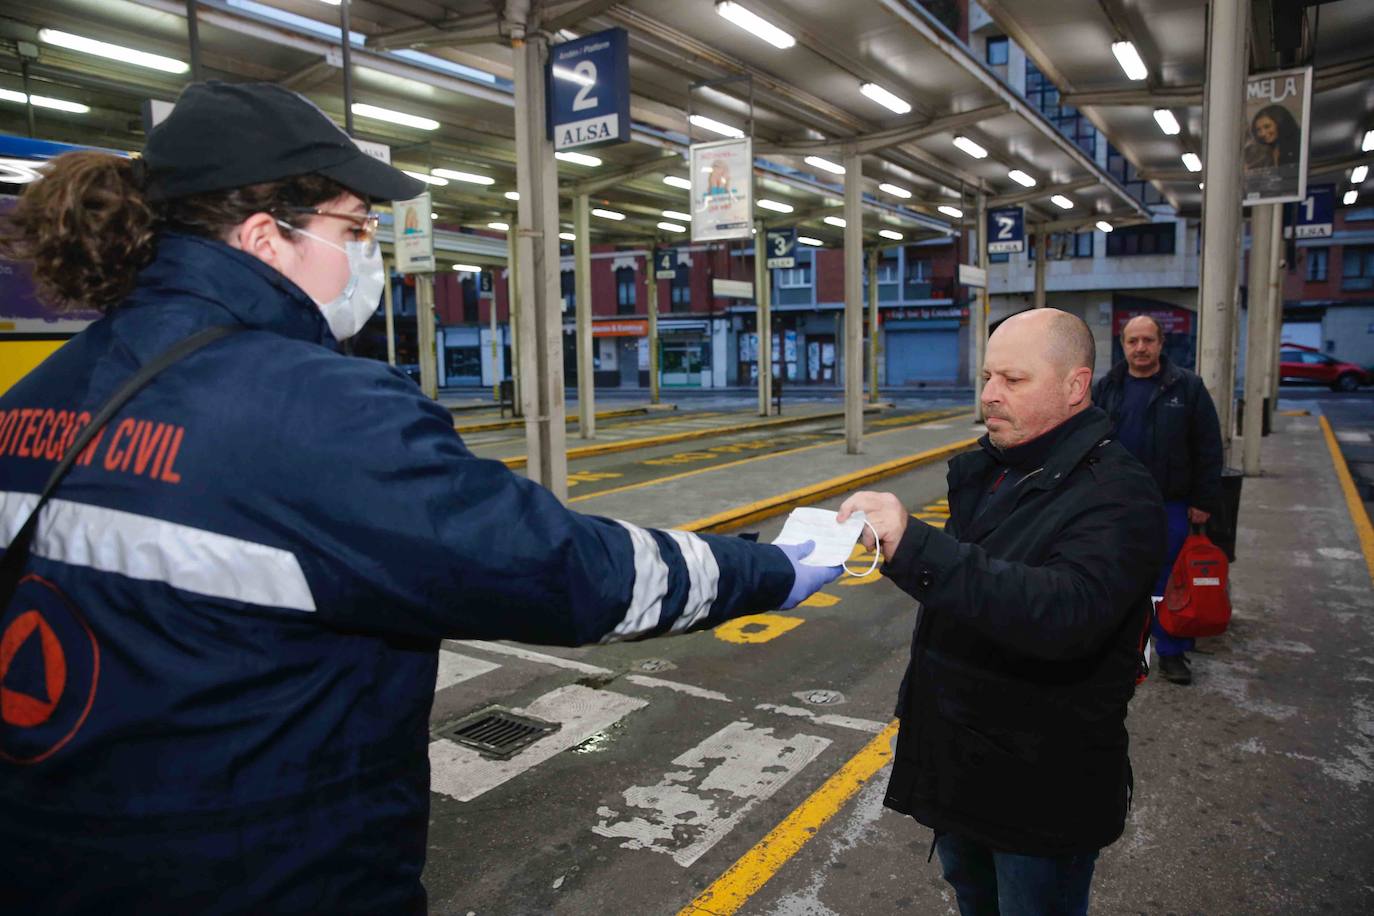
[1092,356,1224,513]
[0,234,792,913]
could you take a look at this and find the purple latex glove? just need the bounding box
[775,540,844,610]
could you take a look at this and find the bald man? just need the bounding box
[839,309,1165,915]
[1093,314,1224,685]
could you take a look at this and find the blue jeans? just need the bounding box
[935,832,1098,916]
[1151,500,1194,657]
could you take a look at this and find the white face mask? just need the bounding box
[277,221,385,341]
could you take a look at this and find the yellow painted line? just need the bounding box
[498,403,916,471]
[1278,409,1311,417]
[566,409,973,504]
[680,436,978,534]
[455,404,665,434]
[677,721,899,916]
[1319,415,1374,586]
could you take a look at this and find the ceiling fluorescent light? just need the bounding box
[555,151,601,167]
[1007,169,1036,188]
[352,103,439,131]
[1181,152,1202,172]
[1096,221,1114,233]
[453,264,481,273]
[952,136,988,159]
[432,168,494,185]
[1111,41,1148,81]
[38,28,188,74]
[487,222,509,231]
[1351,165,1368,184]
[823,215,846,227]
[689,114,745,139]
[878,229,904,240]
[937,205,963,218]
[403,170,447,186]
[1343,190,1358,206]
[0,88,89,114]
[1364,130,1374,153]
[805,155,845,175]
[878,182,912,199]
[592,208,625,221]
[715,1,796,50]
[1153,109,1181,135]
[657,221,686,232]
[860,82,912,115]
[757,199,794,213]
[797,236,823,246]
[663,175,692,190]
[662,209,692,221]
[504,190,520,200]
[1051,195,1074,209]
[559,232,577,241]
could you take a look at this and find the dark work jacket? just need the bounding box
[1092,356,1224,514]
[882,408,1166,856]
[0,234,792,914]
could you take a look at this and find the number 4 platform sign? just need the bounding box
[987,206,1025,254]
[548,28,631,151]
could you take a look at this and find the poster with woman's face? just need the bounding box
[1242,67,1312,206]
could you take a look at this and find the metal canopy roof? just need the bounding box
[981,0,1374,216]
[0,0,1156,255]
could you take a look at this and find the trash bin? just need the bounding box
[1205,468,1244,562]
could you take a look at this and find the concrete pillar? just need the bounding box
[972,192,990,414]
[1241,205,1277,475]
[512,23,568,499]
[382,260,396,367]
[574,195,594,438]
[507,211,521,411]
[754,222,773,416]
[1195,0,1249,461]
[868,247,880,403]
[1266,208,1286,417]
[416,274,437,400]
[489,265,499,399]
[1033,228,1047,309]
[647,249,660,404]
[843,149,864,454]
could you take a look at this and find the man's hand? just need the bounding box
[1188,506,1211,525]
[838,491,909,562]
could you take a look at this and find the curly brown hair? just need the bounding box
[0,151,348,313]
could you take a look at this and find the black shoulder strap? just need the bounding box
[0,324,242,609]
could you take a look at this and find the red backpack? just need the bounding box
[1160,529,1232,638]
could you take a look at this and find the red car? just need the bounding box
[1278,344,1370,391]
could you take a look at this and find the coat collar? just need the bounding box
[1106,353,1183,391]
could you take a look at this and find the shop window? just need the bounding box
[986,36,1008,66]
[778,261,812,288]
[1106,222,1177,257]
[1341,246,1374,291]
[615,266,636,314]
[1304,248,1328,282]
[670,264,691,312]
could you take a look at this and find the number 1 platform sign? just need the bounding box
[548,28,631,151]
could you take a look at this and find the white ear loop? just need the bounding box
[842,519,882,578]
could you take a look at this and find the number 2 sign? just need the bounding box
[986,206,1025,254]
[548,29,631,151]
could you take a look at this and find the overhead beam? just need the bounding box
[570,152,683,196]
[987,177,1097,209]
[1063,56,1374,107]
[545,0,626,33]
[757,104,1007,157]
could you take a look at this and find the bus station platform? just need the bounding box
[422,403,1374,915]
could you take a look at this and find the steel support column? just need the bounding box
[512,27,568,499]
[186,0,203,82]
[1242,205,1277,475]
[1195,0,1249,460]
[340,0,354,135]
[416,274,437,400]
[382,261,396,367]
[647,248,660,405]
[972,192,990,414]
[843,150,863,454]
[507,225,521,409]
[868,247,879,403]
[1033,228,1047,309]
[754,222,773,416]
[574,194,594,437]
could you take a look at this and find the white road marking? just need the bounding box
[430,684,646,802]
[454,639,614,676]
[592,720,831,867]
[755,702,887,734]
[1335,430,1371,444]
[625,674,732,702]
[435,650,499,693]
[920,423,952,430]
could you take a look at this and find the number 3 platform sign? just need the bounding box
[548,28,631,151]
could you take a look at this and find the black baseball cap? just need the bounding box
[142,81,425,203]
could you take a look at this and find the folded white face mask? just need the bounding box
[278,221,385,341]
[772,507,881,577]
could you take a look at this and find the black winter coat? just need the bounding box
[1092,356,1224,514]
[882,408,1166,856]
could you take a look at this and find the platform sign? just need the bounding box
[1286,183,1335,239]
[765,229,796,268]
[479,270,494,298]
[654,248,678,280]
[691,138,753,242]
[393,192,434,274]
[986,206,1025,254]
[958,263,988,289]
[548,28,631,151]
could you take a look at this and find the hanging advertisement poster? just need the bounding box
[393,192,434,274]
[1242,66,1312,206]
[690,138,753,242]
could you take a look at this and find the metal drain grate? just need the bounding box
[436,709,560,760]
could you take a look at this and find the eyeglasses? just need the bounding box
[276,207,381,248]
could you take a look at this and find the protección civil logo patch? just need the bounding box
[0,575,100,765]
